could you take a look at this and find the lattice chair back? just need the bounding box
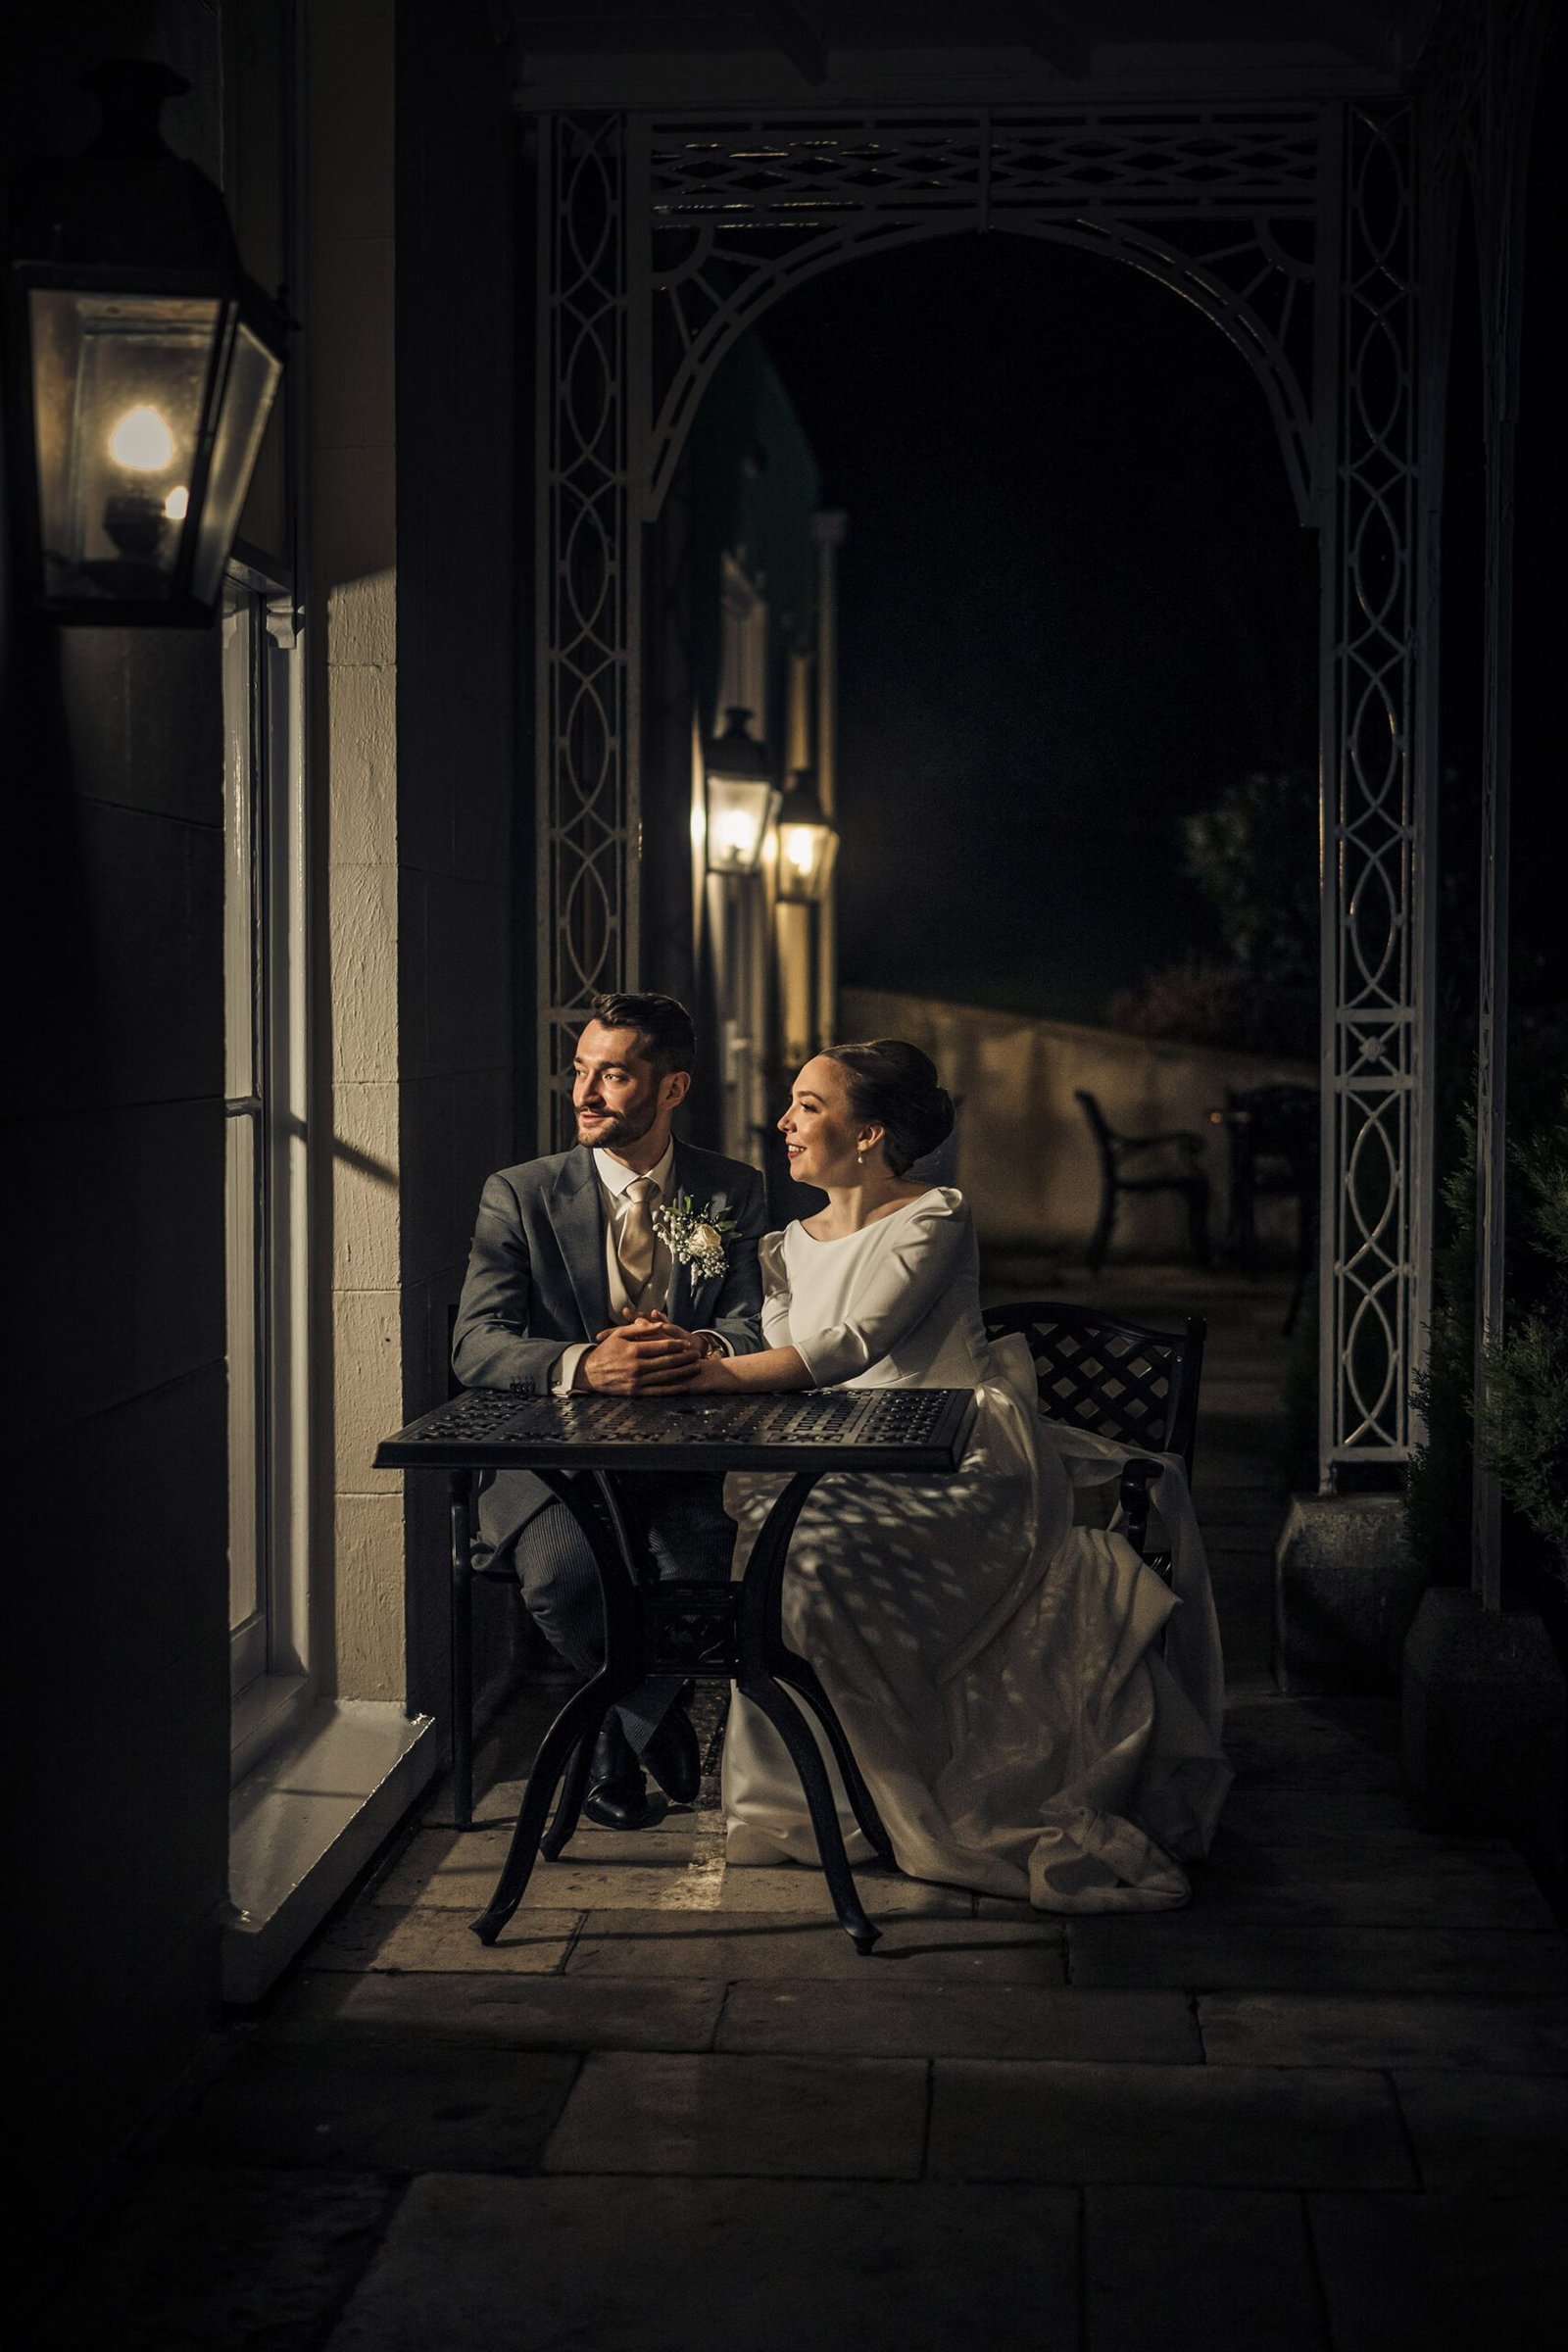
[981,1300,1206,1576]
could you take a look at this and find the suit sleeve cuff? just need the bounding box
[551,1343,592,1395]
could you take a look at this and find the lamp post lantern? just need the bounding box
[774,768,838,904]
[704,706,779,876]
[4,60,289,625]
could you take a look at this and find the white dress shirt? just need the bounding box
[550,1143,727,1393]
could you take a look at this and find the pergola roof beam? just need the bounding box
[753,2,828,85]
[1293,3,1401,72]
[991,3,1090,78]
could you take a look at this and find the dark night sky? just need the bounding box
[759,231,1318,1026]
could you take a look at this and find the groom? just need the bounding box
[452,991,767,1827]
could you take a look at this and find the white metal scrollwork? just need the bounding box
[535,100,1432,1481]
[537,117,636,1149]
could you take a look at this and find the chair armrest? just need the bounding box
[1117,1458,1161,1556]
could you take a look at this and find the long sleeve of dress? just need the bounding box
[790,1196,974,1387]
[758,1232,796,1349]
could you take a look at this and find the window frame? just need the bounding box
[221,560,312,1779]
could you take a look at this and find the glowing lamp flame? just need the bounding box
[163,485,189,521]
[109,406,175,472]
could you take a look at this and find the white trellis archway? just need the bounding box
[531,98,1434,1488]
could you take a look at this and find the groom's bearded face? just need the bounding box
[572,1021,662,1151]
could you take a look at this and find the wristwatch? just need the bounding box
[695,1331,724,1359]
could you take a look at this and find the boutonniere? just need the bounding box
[653,1189,737,1281]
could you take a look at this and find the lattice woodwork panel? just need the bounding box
[538,117,637,1151]
[1321,104,1421,1463]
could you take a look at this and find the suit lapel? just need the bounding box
[667,1141,707,1327]
[551,1149,611,1338]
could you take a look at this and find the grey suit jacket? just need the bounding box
[451,1138,768,1555]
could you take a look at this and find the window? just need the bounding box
[718,552,768,741]
[221,568,309,1775]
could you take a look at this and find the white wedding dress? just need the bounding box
[720,1188,1232,1912]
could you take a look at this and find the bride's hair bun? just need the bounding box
[823,1039,956,1177]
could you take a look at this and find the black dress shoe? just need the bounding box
[583,1717,649,1831]
[640,1703,701,1805]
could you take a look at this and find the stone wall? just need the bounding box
[1,0,231,2250]
[840,987,1315,1261]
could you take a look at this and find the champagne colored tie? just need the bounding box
[618,1177,659,1309]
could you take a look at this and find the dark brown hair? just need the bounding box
[587,992,697,1076]
[822,1039,955,1176]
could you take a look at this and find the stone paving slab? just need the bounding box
[322,2173,1081,2352]
[564,1908,1066,1981]
[1187,1860,1556,1931]
[1308,2192,1568,2351]
[928,2059,1414,2188]
[1392,2068,1568,2193]
[372,1824,720,1910]
[717,1982,1200,2062]
[268,1969,728,2052]
[676,1863,973,1915]
[380,1839,728,1914]
[1213,1788,1439,1844]
[1066,1917,1568,1993]
[32,2165,397,2352]
[1221,1708,1403,1792]
[1209,1802,1528,1864]
[1084,2186,1329,2351]
[308,1904,582,1975]
[1200,1992,1568,2072]
[542,2051,930,2180]
[172,2042,580,2175]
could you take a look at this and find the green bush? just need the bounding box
[1478,1101,1568,1578]
[1405,1129,1476,1585]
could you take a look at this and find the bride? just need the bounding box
[671,1038,1231,1912]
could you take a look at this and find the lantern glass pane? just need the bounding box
[706,774,775,874]
[28,287,220,603]
[192,320,284,606]
[778,819,835,902]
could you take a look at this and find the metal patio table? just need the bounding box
[374,1385,977,1954]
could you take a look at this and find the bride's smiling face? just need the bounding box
[778,1054,876,1186]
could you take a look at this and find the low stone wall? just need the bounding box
[840,986,1315,1261]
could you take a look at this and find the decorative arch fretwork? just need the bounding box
[534,100,1433,1482]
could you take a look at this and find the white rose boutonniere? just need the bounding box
[653,1189,738,1282]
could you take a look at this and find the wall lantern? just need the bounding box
[774,768,838,904]
[4,60,289,625]
[705,707,779,876]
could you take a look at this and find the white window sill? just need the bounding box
[224,1697,436,2004]
[230,1669,313,1787]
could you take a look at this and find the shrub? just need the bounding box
[1405,1126,1476,1585]
[1477,1100,1568,1579]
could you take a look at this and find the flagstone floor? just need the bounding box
[34,1269,1568,2350]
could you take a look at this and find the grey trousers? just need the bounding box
[515,1474,735,1750]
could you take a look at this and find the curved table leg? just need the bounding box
[540,1720,597,1862]
[471,1672,624,1942]
[470,1468,644,1945]
[771,1650,895,1865]
[736,1470,882,1953]
[736,1672,880,1953]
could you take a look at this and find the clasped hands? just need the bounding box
[580,1308,733,1396]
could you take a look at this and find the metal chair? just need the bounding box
[1210,1082,1318,1334]
[1075,1088,1211,1273]
[982,1298,1206,1581]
